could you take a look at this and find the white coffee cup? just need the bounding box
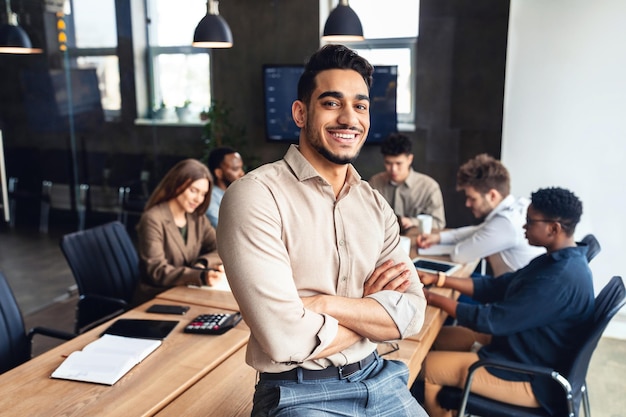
[399,236,411,255]
[417,214,433,234]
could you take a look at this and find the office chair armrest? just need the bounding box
[458,359,573,417]
[27,326,76,341]
[467,358,558,379]
[80,294,130,310]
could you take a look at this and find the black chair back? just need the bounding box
[0,271,31,373]
[580,234,601,262]
[566,275,625,414]
[60,221,140,332]
[437,276,625,417]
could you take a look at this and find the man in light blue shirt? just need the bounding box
[206,147,244,228]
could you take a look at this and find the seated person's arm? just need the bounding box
[137,214,204,287]
[445,216,520,264]
[194,215,224,276]
[420,271,476,318]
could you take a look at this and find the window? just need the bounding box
[322,0,420,129]
[66,0,120,121]
[146,0,211,123]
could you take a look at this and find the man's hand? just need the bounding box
[419,271,437,286]
[416,232,441,248]
[206,269,225,287]
[363,260,411,297]
[399,216,414,231]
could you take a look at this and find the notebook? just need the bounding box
[51,334,162,385]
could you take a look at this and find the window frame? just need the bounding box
[339,37,418,131]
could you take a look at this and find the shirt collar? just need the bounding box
[284,144,361,186]
[485,194,516,221]
[388,168,416,188]
[548,245,588,261]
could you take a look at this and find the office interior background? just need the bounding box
[0,0,624,336]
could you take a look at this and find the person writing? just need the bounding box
[369,133,446,233]
[206,146,245,228]
[217,45,428,416]
[133,158,223,304]
[418,187,594,416]
[417,153,543,277]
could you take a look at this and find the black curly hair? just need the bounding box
[530,187,583,236]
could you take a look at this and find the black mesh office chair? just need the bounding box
[0,271,75,374]
[60,221,140,333]
[437,275,625,417]
[581,234,601,263]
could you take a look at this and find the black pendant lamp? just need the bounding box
[0,0,41,54]
[193,0,233,49]
[322,0,364,42]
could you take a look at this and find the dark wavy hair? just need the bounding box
[457,153,510,197]
[380,133,411,156]
[145,159,212,215]
[530,187,582,236]
[297,44,374,106]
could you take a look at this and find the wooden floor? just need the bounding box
[0,224,76,315]
[1,221,625,416]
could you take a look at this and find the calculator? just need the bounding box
[183,312,243,335]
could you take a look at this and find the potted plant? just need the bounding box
[200,100,257,168]
[153,100,167,120]
[175,100,193,122]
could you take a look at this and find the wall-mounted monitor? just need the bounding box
[263,64,398,144]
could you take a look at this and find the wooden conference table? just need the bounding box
[0,240,475,417]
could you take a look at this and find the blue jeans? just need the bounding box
[251,355,428,417]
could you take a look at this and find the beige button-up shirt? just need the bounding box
[369,168,446,232]
[217,145,426,373]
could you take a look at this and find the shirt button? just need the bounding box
[339,240,345,246]
[342,276,347,282]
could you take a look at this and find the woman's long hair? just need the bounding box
[144,159,213,215]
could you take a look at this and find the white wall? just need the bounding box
[502,0,626,338]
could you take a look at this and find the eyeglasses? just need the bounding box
[525,218,557,225]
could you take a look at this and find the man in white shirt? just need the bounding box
[417,154,543,277]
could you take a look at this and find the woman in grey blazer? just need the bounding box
[134,159,224,304]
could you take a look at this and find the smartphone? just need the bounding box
[146,304,190,315]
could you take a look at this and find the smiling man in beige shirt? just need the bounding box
[217,45,427,416]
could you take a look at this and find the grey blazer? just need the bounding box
[134,202,220,303]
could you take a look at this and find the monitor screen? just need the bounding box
[263,65,398,144]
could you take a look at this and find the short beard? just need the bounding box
[305,121,361,165]
[316,145,359,165]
